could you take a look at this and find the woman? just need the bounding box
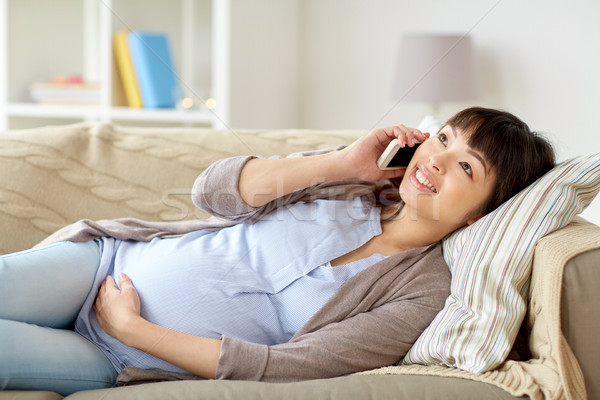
[0,107,555,395]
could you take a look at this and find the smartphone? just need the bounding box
[376,139,421,170]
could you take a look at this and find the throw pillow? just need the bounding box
[403,151,600,373]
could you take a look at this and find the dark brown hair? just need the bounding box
[447,106,555,216]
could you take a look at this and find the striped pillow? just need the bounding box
[403,152,600,373]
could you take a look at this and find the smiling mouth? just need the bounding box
[415,168,437,193]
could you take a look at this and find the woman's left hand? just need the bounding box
[94,273,142,344]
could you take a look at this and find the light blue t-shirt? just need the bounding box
[75,197,385,373]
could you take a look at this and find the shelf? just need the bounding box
[7,102,105,120]
[109,106,214,123]
[6,102,215,123]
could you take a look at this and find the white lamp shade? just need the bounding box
[395,34,478,103]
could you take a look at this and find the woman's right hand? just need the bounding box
[338,124,430,182]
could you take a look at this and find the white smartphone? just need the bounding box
[376,139,421,170]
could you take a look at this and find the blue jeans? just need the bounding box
[0,241,118,395]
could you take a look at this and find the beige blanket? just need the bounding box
[359,217,598,400]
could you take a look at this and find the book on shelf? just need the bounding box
[29,81,101,105]
[113,31,143,108]
[127,31,181,109]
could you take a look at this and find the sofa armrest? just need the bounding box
[526,217,600,399]
[561,247,600,400]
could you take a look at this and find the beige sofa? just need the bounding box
[0,123,599,400]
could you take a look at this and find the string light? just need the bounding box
[181,97,194,109]
[205,98,217,110]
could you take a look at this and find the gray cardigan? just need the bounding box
[38,152,451,383]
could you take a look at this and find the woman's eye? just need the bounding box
[460,162,473,176]
[438,133,448,146]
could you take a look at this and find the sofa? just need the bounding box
[0,122,598,400]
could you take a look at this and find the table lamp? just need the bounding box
[395,33,478,118]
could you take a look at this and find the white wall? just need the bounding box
[229,0,303,129]
[230,0,600,224]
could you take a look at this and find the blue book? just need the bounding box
[128,31,180,108]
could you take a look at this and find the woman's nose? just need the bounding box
[428,153,445,174]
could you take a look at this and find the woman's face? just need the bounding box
[399,125,496,233]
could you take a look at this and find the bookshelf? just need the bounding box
[0,0,230,130]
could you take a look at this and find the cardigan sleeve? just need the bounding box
[215,288,449,382]
[191,146,378,224]
[215,248,451,382]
